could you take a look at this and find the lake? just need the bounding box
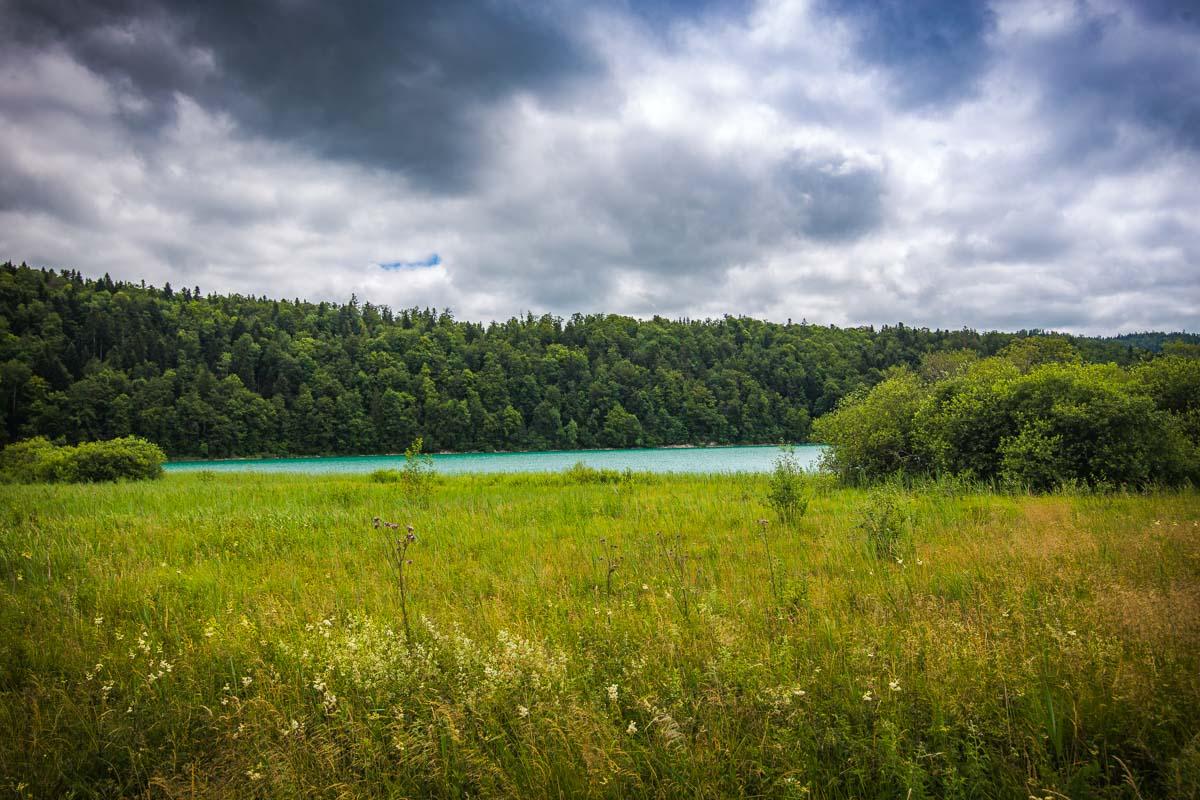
[164,444,826,475]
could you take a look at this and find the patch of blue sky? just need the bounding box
[379,254,442,270]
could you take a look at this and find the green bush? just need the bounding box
[858,487,909,561]
[812,369,931,483]
[0,436,57,483]
[766,445,809,522]
[0,436,165,484]
[816,354,1200,491]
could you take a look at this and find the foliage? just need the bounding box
[816,350,1200,490]
[857,487,909,561]
[813,369,931,482]
[400,436,435,502]
[0,435,164,483]
[562,461,635,484]
[2,473,1198,798]
[0,435,56,483]
[766,445,810,522]
[0,261,1178,458]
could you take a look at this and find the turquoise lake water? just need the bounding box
[165,444,826,475]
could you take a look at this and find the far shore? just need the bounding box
[165,442,818,465]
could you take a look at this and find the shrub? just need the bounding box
[858,487,909,562]
[766,445,809,523]
[813,369,931,483]
[401,437,435,502]
[369,468,403,483]
[0,436,165,484]
[0,436,57,483]
[818,355,1200,491]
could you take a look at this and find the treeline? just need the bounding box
[815,338,1200,489]
[0,261,1191,458]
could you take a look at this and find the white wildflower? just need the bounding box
[607,684,619,703]
[889,680,901,692]
[626,720,637,735]
[517,705,530,718]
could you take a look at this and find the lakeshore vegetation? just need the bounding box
[1,472,1198,798]
[3,261,1197,459]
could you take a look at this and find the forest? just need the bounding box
[1,261,1196,458]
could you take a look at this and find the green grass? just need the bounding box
[1,472,1199,798]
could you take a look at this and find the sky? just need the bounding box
[0,0,1197,334]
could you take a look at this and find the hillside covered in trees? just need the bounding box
[0,261,1193,458]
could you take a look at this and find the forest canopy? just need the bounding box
[1,261,1196,459]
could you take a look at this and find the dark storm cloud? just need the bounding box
[816,0,996,107]
[0,0,1197,334]
[1019,4,1200,155]
[0,0,600,189]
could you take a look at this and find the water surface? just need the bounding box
[165,444,825,475]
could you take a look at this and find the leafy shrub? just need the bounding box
[818,356,1200,491]
[0,436,57,483]
[813,369,931,483]
[998,421,1068,492]
[0,436,165,483]
[858,488,909,561]
[369,468,403,483]
[401,437,435,502]
[766,446,809,523]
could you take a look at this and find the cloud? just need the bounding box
[1,0,600,189]
[816,0,997,107]
[0,0,1196,335]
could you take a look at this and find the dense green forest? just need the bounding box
[0,261,1194,458]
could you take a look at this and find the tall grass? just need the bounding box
[1,472,1198,798]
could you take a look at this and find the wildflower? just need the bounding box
[626,720,638,735]
[241,675,253,687]
[93,615,103,626]
[16,573,22,582]
[607,684,619,703]
[1067,630,1077,637]
[246,769,263,781]
[642,584,649,591]
[862,690,874,701]
[517,705,530,718]
[889,680,901,692]
[21,551,31,559]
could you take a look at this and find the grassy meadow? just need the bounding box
[1,471,1199,798]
